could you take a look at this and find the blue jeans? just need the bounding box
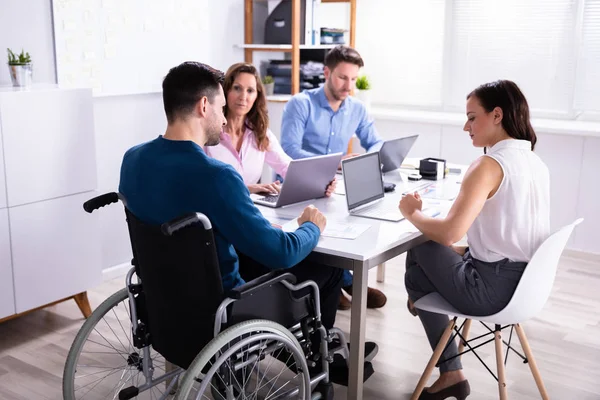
[342,270,353,288]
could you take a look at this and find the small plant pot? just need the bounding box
[264,82,274,96]
[8,64,33,87]
[354,89,371,112]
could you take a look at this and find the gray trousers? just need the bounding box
[405,241,526,373]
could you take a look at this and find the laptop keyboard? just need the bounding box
[259,195,279,203]
[354,201,402,220]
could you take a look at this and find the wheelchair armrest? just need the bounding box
[228,271,297,300]
[161,212,212,235]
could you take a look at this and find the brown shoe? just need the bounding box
[338,291,351,310]
[343,286,388,309]
[367,287,387,308]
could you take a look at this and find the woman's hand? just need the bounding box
[325,177,337,197]
[248,181,281,195]
[399,192,423,218]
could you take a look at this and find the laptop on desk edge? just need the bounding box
[252,152,343,208]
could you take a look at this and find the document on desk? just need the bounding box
[416,182,460,201]
[281,219,371,240]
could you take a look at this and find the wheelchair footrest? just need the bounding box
[118,386,139,400]
[328,354,375,386]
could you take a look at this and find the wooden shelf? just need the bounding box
[236,44,338,51]
[244,0,356,94]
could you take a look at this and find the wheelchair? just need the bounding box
[62,192,351,399]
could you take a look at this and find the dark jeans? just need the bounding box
[237,251,344,330]
[405,241,526,372]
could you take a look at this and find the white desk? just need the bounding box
[256,166,462,400]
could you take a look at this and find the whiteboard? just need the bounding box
[52,0,211,96]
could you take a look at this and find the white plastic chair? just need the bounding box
[411,218,583,400]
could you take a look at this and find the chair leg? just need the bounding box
[458,319,472,355]
[411,319,456,400]
[515,324,549,400]
[376,263,386,283]
[494,326,509,400]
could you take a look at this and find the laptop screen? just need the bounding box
[342,152,384,210]
[380,134,419,173]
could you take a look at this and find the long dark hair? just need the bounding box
[467,80,537,150]
[223,63,270,151]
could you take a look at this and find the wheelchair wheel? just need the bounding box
[63,288,181,399]
[176,319,311,400]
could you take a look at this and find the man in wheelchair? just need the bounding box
[113,61,377,397]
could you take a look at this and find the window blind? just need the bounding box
[446,0,577,116]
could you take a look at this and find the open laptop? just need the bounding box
[342,151,439,222]
[341,152,406,222]
[253,152,342,208]
[379,134,419,173]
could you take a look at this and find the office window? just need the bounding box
[446,0,577,116]
[574,0,600,114]
[355,0,446,108]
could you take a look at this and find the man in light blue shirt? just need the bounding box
[281,45,387,310]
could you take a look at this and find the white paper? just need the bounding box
[282,219,371,240]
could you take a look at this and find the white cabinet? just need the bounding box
[0,209,14,319]
[11,192,101,312]
[0,85,100,321]
[0,87,97,207]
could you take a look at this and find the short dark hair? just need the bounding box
[162,61,225,124]
[467,80,538,150]
[324,45,364,70]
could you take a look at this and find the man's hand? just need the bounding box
[325,177,337,197]
[399,192,423,218]
[297,205,327,233]
[338,153,361,170]
[248,181,281,195]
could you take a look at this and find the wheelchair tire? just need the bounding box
[176,319,311,400]
[63,288,179,399]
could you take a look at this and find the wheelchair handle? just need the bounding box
[83,192,122,213]
[161,212,212,236]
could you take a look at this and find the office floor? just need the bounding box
[0,254,599,399]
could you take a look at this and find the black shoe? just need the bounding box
[418,380,471,400]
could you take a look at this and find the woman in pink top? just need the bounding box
[206,63,336,196]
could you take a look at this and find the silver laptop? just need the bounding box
[342,152,405,222]
[379,134,419,173]
[253,152,342,208]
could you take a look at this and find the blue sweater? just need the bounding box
[119,136,321,291]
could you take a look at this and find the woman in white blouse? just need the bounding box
[399,80,550,400]
[206,62,335,196]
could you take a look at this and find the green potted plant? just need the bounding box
[7,48,33,87]
[355,74,372,111]
[262,75,274,96]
